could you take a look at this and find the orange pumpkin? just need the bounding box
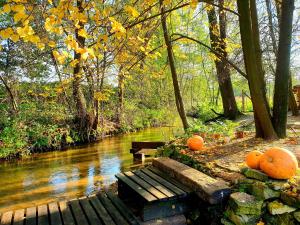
[259,147,298,179]
[245,150,263,169]
[187,135,204,151]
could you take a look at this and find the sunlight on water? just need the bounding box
[0,126,182,212]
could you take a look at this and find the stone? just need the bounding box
[251,181,280,200]
[267,200,296,215]
[293,211,300,222]
[226,209,259,225]
[221,218,235,225]
[280,191,300,208]
[266,180,289,191]
[229,192,263,215]
[241,167,268,182]
[152,157,232,204]
[238,178,255,193]
[263,213,295,225]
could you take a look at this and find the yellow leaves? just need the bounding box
[94,89,113,102]
[48,41,56,48]
[190,0,198,9]
[10,34,19,42]
[16,25,34,37]
[53,50,69,64]
[124,5,139,18]
[70,59,79,67]
[78,29,89,38]
[65,35,78,50]
[2,4,11,13]
[109,17,126,39]
[163,0,172,6]
[0,28,14,39]
[256,221,265,225]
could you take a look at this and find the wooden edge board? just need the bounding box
[133,170,176,198]
[58,201,76,225]
[79,197,103,225]
[13,209,25,225]
[97,194,130,225]
[37,204,49,225]
[116,173,157,202]
[0,211,13,225]
[105,191,140,225]
[124,171,168,200]
[68,199,89,225]
[88,195,117,225]
[142,168,187,196]
[26,207,37,225]
[148,166,193,193]
[48,202,63,225]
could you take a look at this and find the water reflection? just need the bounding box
[0,126,181,212]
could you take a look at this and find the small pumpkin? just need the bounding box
[259,147,298,179]
[245,150,263,169]
[187,135,204,151]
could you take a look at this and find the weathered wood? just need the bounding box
[12,209,25,225]
[89,195,116,225]
[69,199,89,225]
[137,149,157,156]
[98,194,130,225]
[124,171,167,200]
[133,170,175,198]
[0,211,13,225]
[79,197,103,225]
[37,205,49,225]
[146,167,190,194]
[26,207,37,225]
[116,173,157,202]
[48,202,62,225]
[130,142,165,154]
[153,157,231,204]
[58,201,76,225]
[106,192,140,225]
[133,153,145,162]
[140,214,186,225]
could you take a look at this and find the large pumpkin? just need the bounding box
[187,135,204,151]
[259,147,298,179]
[245,150,263,169]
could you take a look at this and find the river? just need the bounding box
[0,126,182,212]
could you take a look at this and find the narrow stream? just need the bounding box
[0,126,182,212]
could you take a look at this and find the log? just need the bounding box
[152,157,231,204]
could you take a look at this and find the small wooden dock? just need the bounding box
[131,142,165,161]
[0,192,140,225]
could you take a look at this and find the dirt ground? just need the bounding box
[181,115,300,184]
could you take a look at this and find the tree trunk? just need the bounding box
[206,0,239,120]
[72,0,95,142]
[237,0,277,139]
[0,75,18,115]
[272,0,295,137]
[160,0,189,130]
[289,77,299,116]
[117,67,125,127]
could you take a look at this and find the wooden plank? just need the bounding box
[48,202,62,225]
[13,209,25,225]
[142,168,187,195]
[89,195,116,225]
[132,142,165,149]
[68,199,89,225]
[58,201,75,225]
[79,198,103,225]
[116,173,157,202]
[26,207,37,225]
[133,170,175,198]
[152,157,231,204]
[0,211,13,225]
[105,192,140,225]
[136,149,157,156]
[37,205,49,225]
[97,194,130,225]
[124,171,167,200]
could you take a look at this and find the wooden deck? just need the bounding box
[116,166,193,221]
[0,192,140,225]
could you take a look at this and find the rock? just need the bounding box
[293,211,300,222]
[263,213,295,225]
[280,191,300,208]
[251,181,280,200]
[267,200,296,215]
[229,192,263,215]
[238,179,255,193]
[221,218,235,225]
[266,180,289,191]
[226,209,259,225]
[241,167,268,182]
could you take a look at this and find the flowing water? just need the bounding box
[0,126,182,212]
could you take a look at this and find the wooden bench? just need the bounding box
[0,192,140,225]
[116,167,193,221]
[130,142,165,154]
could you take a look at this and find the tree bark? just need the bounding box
[289,77,299,116]
[117,67,125,127]
[237,0,277,139]
[273,0,295,137]
[160,0,189,130]
[206,0,240,120]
